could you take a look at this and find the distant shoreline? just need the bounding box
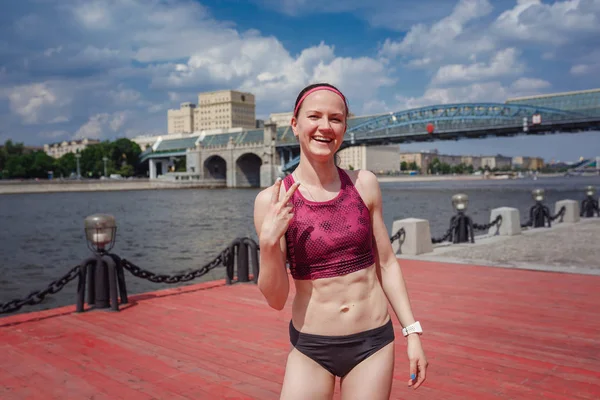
[376,172,569,183]
[377,174,486,183]
[0,172,591,194]
[0,179,226,195]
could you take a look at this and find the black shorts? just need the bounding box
[289,319,395,377]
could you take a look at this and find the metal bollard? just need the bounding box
[237,239,249,283]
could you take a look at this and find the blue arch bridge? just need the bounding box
[139,88,600,188]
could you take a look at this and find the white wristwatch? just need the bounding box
[402,321,423,337]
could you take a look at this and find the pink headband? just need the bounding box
[293,86,346,116]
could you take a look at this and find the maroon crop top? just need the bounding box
[283,167,375,280]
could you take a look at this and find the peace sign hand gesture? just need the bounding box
[259,178,300,245]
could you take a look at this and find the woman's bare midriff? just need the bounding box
[290,264,390,336]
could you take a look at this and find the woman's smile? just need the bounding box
[312,136,334,144]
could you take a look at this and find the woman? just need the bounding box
[253,83,427,399]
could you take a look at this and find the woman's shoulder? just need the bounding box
[340,168,381,208]
[254,177,288,209]
[340,168,379,189]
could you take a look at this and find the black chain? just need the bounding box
[120,247,231,284]
[390,227,405,244]
[473,215,503,231]
[432,219,457,244]
[522,205,566,228]
[0,265,81,315]
[549,206,566,222]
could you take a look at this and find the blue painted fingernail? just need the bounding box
[410,373,416,380]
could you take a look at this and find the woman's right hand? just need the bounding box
[259,178,300,246]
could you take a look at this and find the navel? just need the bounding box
[340,305,350,313]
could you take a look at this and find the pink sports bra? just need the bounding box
[283,167,375,280]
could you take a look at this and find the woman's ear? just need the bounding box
[291,116,298,138]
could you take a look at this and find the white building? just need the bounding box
[268,112,294,127]
[167,89,256,134]
[44,138,100,159]
[337,144,399,174]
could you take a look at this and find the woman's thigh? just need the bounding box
[339,341,395,400]
[280,348,336,400]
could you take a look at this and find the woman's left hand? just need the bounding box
[406,335,428,389]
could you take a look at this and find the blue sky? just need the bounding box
[1,0,600,162]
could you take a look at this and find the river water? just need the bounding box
[2,174,599,315]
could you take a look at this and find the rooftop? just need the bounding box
[506,87,600,102]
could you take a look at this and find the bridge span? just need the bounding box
[138,88,600,187]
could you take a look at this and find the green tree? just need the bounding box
[118,164,135,177]
[3,140,24,156]
[440,162,452,174]
[452,163,465,174]
[429,158,441,174]
[79,144,108,177]
[4,154,27,178]
[0,137,145,179]
[54,153,77,177]
[29,152,55,178]
[400,161,408,171]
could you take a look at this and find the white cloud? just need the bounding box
[3,83,71,125]
[147,104,164,113]
[379,0,495,64]
[568,49,600,76]
[71,46,124,64]
[71,1,114,29]
[65,1,397,115]
[109,112,127,131]
[108,88,142,104]
[3,0,600,148]
[74,113,110,139]
[571,64,598,75]
[40,130,69,139]
[510,77,551,91]
[395,82,509,110]
[394,77,552,110]
[1,0,400,142]
[160,39,395,115]
[50,116,69,123]
[431,48,523,85]
[310,57,396,112]
[44,46,63,57]
[492,0,600,45]
[74,112,128,139]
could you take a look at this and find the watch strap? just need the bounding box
[402,321,423,337]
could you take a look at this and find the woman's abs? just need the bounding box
[290,264,390,336]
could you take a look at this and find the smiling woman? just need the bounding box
[253,83,428,400]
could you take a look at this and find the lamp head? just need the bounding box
[532,188,545,202]
[585,186,596,197]
[84,214,117,254]
[452,193,469,212]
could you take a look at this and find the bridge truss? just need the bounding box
[281,102,600,171]
[348,103,583,140]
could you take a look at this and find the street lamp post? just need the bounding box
[76,214,128,312]
[102,156,108,177]
[529,188,551,228]
[75,153,81,179]
[581,186,599,218]
[452,193,469,212]
[449,193,474,243]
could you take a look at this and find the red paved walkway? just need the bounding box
[1,259,599,399]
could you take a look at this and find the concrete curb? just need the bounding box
[397,218,600,275]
